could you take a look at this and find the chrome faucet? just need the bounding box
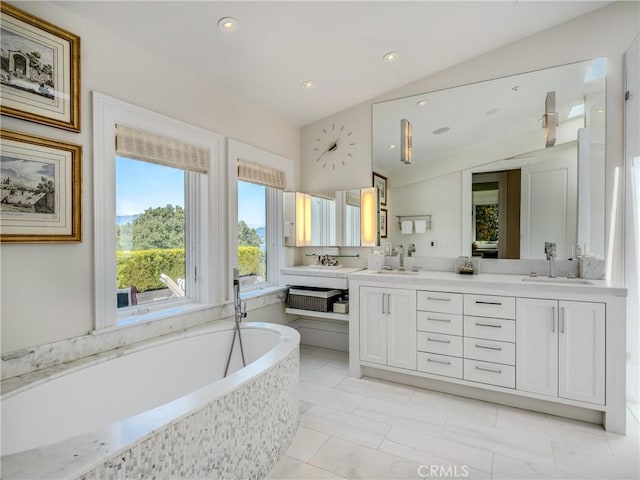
[544,242,557,278]
[407,243,416,257]
[397,244,404,269]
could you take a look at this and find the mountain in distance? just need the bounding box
[255,226,265,241]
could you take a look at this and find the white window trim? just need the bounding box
[93,92,225,330]
[228,139,293,291]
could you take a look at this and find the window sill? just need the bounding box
[94,302,214,335]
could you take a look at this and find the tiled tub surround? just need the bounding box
[1,322,300,479]
[1,287,287,381]
[349,270,627,434]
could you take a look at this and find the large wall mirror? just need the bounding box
[372,58,606,260]
[283,189,369,247]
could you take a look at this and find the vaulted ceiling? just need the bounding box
[57,1,610,126]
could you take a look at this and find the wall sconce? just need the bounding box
[304,193,312,245]
[295,192,306,246]
[542,91,557,148]
[360,187,377,247]
[401,118,413,164]
[295,192,312,246]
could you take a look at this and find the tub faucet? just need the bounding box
[544,242,557,278]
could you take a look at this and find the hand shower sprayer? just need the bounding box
[224,268,247,377]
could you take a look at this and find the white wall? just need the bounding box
[300,2,640,283]
[386,172,462,257]
[0,2,299,353]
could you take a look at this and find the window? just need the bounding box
[116,156,187,308]
[229,140,292,291]
[237,180,267,288]
[93,93,224,330]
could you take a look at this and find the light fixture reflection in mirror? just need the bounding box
[543,90,558,147]
[401,118,412,165]
[295,192,307,246]
[372,57,606,260]
[360,187,377,246]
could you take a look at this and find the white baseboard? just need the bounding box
[289,318,348,351]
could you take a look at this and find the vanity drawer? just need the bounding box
[417,312,463,336]
[417,332,462,357]
[418,353,463,379]
[464,315,515,342]
[464,359,515,389]
[417,291,463,314]
[464,294,515,319]
[463,337,515,365]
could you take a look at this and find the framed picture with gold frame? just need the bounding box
[0,3,81,132]
[1,129,82,242]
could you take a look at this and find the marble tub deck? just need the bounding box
[267,345,640,480]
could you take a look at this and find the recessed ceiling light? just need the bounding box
[512,86,520,92]
[388,144,396,149]
[218,17,238,32]
[416,100,428,107]
[433,127,450,135]
[383,51,399,63]
[301,80,315,89]
[485,108,499,115]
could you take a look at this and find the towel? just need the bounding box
[414,220,427,233]
[401,220,413,234]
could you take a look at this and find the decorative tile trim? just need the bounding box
[77,348,299,480]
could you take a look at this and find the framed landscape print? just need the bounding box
[1,129,82,242]
[373,171,387,206]
[0,3,80,132]
[379,208,388,239]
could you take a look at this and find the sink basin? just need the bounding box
[375,269,420,275]
[521,277,593,285]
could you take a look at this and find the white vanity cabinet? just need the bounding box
[517,298,606,405]
[349,270,626,433]
[359,286,416,370]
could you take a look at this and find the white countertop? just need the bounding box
[349,269,626,297]
[281,266,365,278]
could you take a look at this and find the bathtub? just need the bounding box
[1,322,300,479]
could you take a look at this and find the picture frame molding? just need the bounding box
[1,129,82,243]
[0,3,81,132]
[373,171,387,206]
[380,207,388,239]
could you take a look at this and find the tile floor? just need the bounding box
[266,345,640,480]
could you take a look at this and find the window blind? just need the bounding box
[116,124,209,173]
[346,191,361,206]
[237,158,286,190]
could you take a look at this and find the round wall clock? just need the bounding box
[313,123,355,170]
